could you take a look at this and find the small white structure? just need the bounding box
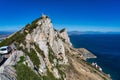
[99,67,102,71]
[92,62,102,71]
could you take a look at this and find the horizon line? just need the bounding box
[1,30,120,33]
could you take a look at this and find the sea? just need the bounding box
[69,34,120,80]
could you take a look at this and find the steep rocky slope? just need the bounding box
[0,15,111,80]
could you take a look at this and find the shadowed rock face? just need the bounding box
[0,15,111,80]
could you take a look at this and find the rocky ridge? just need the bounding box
[0,14,111,80]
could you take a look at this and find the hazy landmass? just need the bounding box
[68,31,120,35]
[0,31,13,40]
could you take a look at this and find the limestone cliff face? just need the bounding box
[0,15,111,80]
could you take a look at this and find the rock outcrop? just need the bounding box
[75,48,97,60]
[0,14,111,80]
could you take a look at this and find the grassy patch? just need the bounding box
[0,31,26,47]
[16,63,41,80]
[22,48,40,68]
[48,46,56,63]
[17,56,25,64]
[41,68,58,80]
[28,48,40,68]
[56,63,65,80]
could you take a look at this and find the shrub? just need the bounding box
[17,56,25,64]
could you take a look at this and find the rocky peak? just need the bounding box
[0,15,111,80]
[21,14,70,78]
[60,28,72,46]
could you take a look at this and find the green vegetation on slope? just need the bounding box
[56,63,65,80]
[16,63,61,80]
[16,63,41,80]
[21,47,40,69]
[28,48,40,68]
[48,46,56,63]
[15,46,59,80]
[0,31,26,47]
[17,56,25,64]
[41,68,58,80]
[16,54,60,80]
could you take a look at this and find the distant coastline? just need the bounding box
[0,31,14,41]
[68,31,120,35]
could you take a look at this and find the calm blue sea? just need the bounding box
[69,34,120,80]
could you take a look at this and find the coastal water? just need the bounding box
[69,34,120,80]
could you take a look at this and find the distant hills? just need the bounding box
[68,31,120,35]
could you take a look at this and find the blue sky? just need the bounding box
[0,0,120,32]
